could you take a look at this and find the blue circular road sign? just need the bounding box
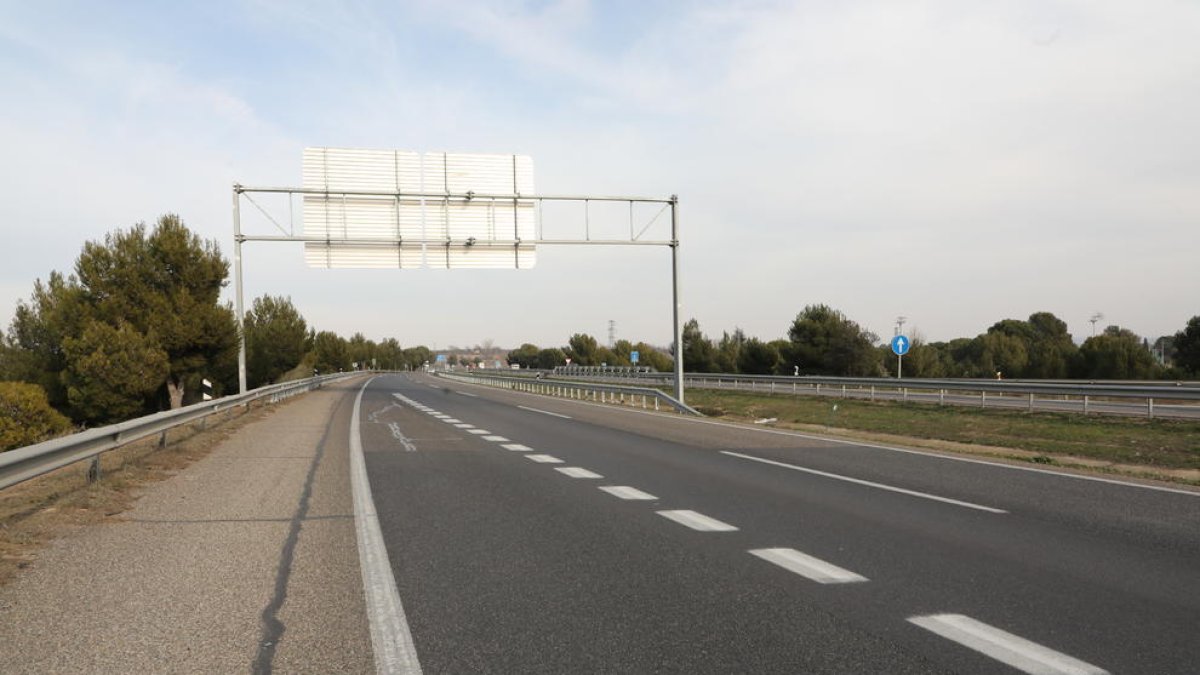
[891,335,911,356]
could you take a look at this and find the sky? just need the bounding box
[1,0,1197,351]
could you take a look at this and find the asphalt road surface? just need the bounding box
[357,373,1200,674]
[3,373,1195,674]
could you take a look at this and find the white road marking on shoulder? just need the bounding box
[749,548,868,584]
[556,467,603,479]
[351,379,423,674]
[657,510,738,531]
[518,405,572,419]
[908,614,1109,675]
[467,429,490,435]
[482,435,510,442]
[502,444,533,452]
[453,423,473,429]
[526,454,564,464]
[440,418,462,424]
[599,486,658,501]
[722,451,1007,514]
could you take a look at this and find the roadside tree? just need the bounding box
[785,305,879,376]
[245,295,308,388]
[61,320,170,424]
[1174,316,1200,376]
[1077,327,1159,379]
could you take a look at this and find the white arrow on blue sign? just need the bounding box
[631,351,640,364]
[891,335,911,356]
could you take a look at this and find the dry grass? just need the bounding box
[685,389,1200,485]
[0,400,283,587]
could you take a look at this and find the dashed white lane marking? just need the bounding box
[908,614,1109,675]
[518,405,572,419]
[483,435,510,442]
[556,467,603,479]
[599,486,658,501]
[502,444,533,452]
[453,423,474,429]
[467,429,490,435]
[457,391,479,397]
[525,454,564,464]
[749,548,868,584]
[722,451,1007,514]
[352,380,423,673]
[440,418,462,424]
[657,510,738,531]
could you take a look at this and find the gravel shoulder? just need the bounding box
[0,378,373,674]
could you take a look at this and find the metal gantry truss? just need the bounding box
[231,184,685,403]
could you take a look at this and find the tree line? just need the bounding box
[509,305,1200,382]
[0,215,430,449]
[678,305,1200,380]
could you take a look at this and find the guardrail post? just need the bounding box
[841,385,846,398]
[654,398,660,411]
[903,388,908,401]
[981,390,987,408]
[1083,395,1089,415]
[88,456,102,482]
[1028,393,1034,413]
[1148,398,1154,419]
[939,389,945,405]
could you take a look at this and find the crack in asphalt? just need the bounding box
[251,392,350,674]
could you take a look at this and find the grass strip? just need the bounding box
[684,389,1200,471]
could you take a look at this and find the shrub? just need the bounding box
[0,381,72,451]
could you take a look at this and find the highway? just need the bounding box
[358,373,1200,674]
[1,372,1195,673]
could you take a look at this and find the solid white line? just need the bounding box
[556,467,603,479]
[749,548,868,584]
[518,405,572,419]
[467,429,490,435]
[657,509,739,531]
[526,454,564,464]
[482,435,510,442]
[680,415,1200,498]
[599,486,658,501]
[501,443,533,452]
[351,379,423,674]
[722,451,1007,514]
[491,387,1199,498]
[908,614,1109,675]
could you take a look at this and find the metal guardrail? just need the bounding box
[435,371,701,416]
[0,373,360,492]
[550,371,1200,419]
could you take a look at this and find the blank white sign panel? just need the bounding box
[302,148,536,269]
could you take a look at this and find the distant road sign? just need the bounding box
[891,335,911,356]
[436,354,447,363]
[631,351,640,364]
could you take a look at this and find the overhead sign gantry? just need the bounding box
[232,147,685,402]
